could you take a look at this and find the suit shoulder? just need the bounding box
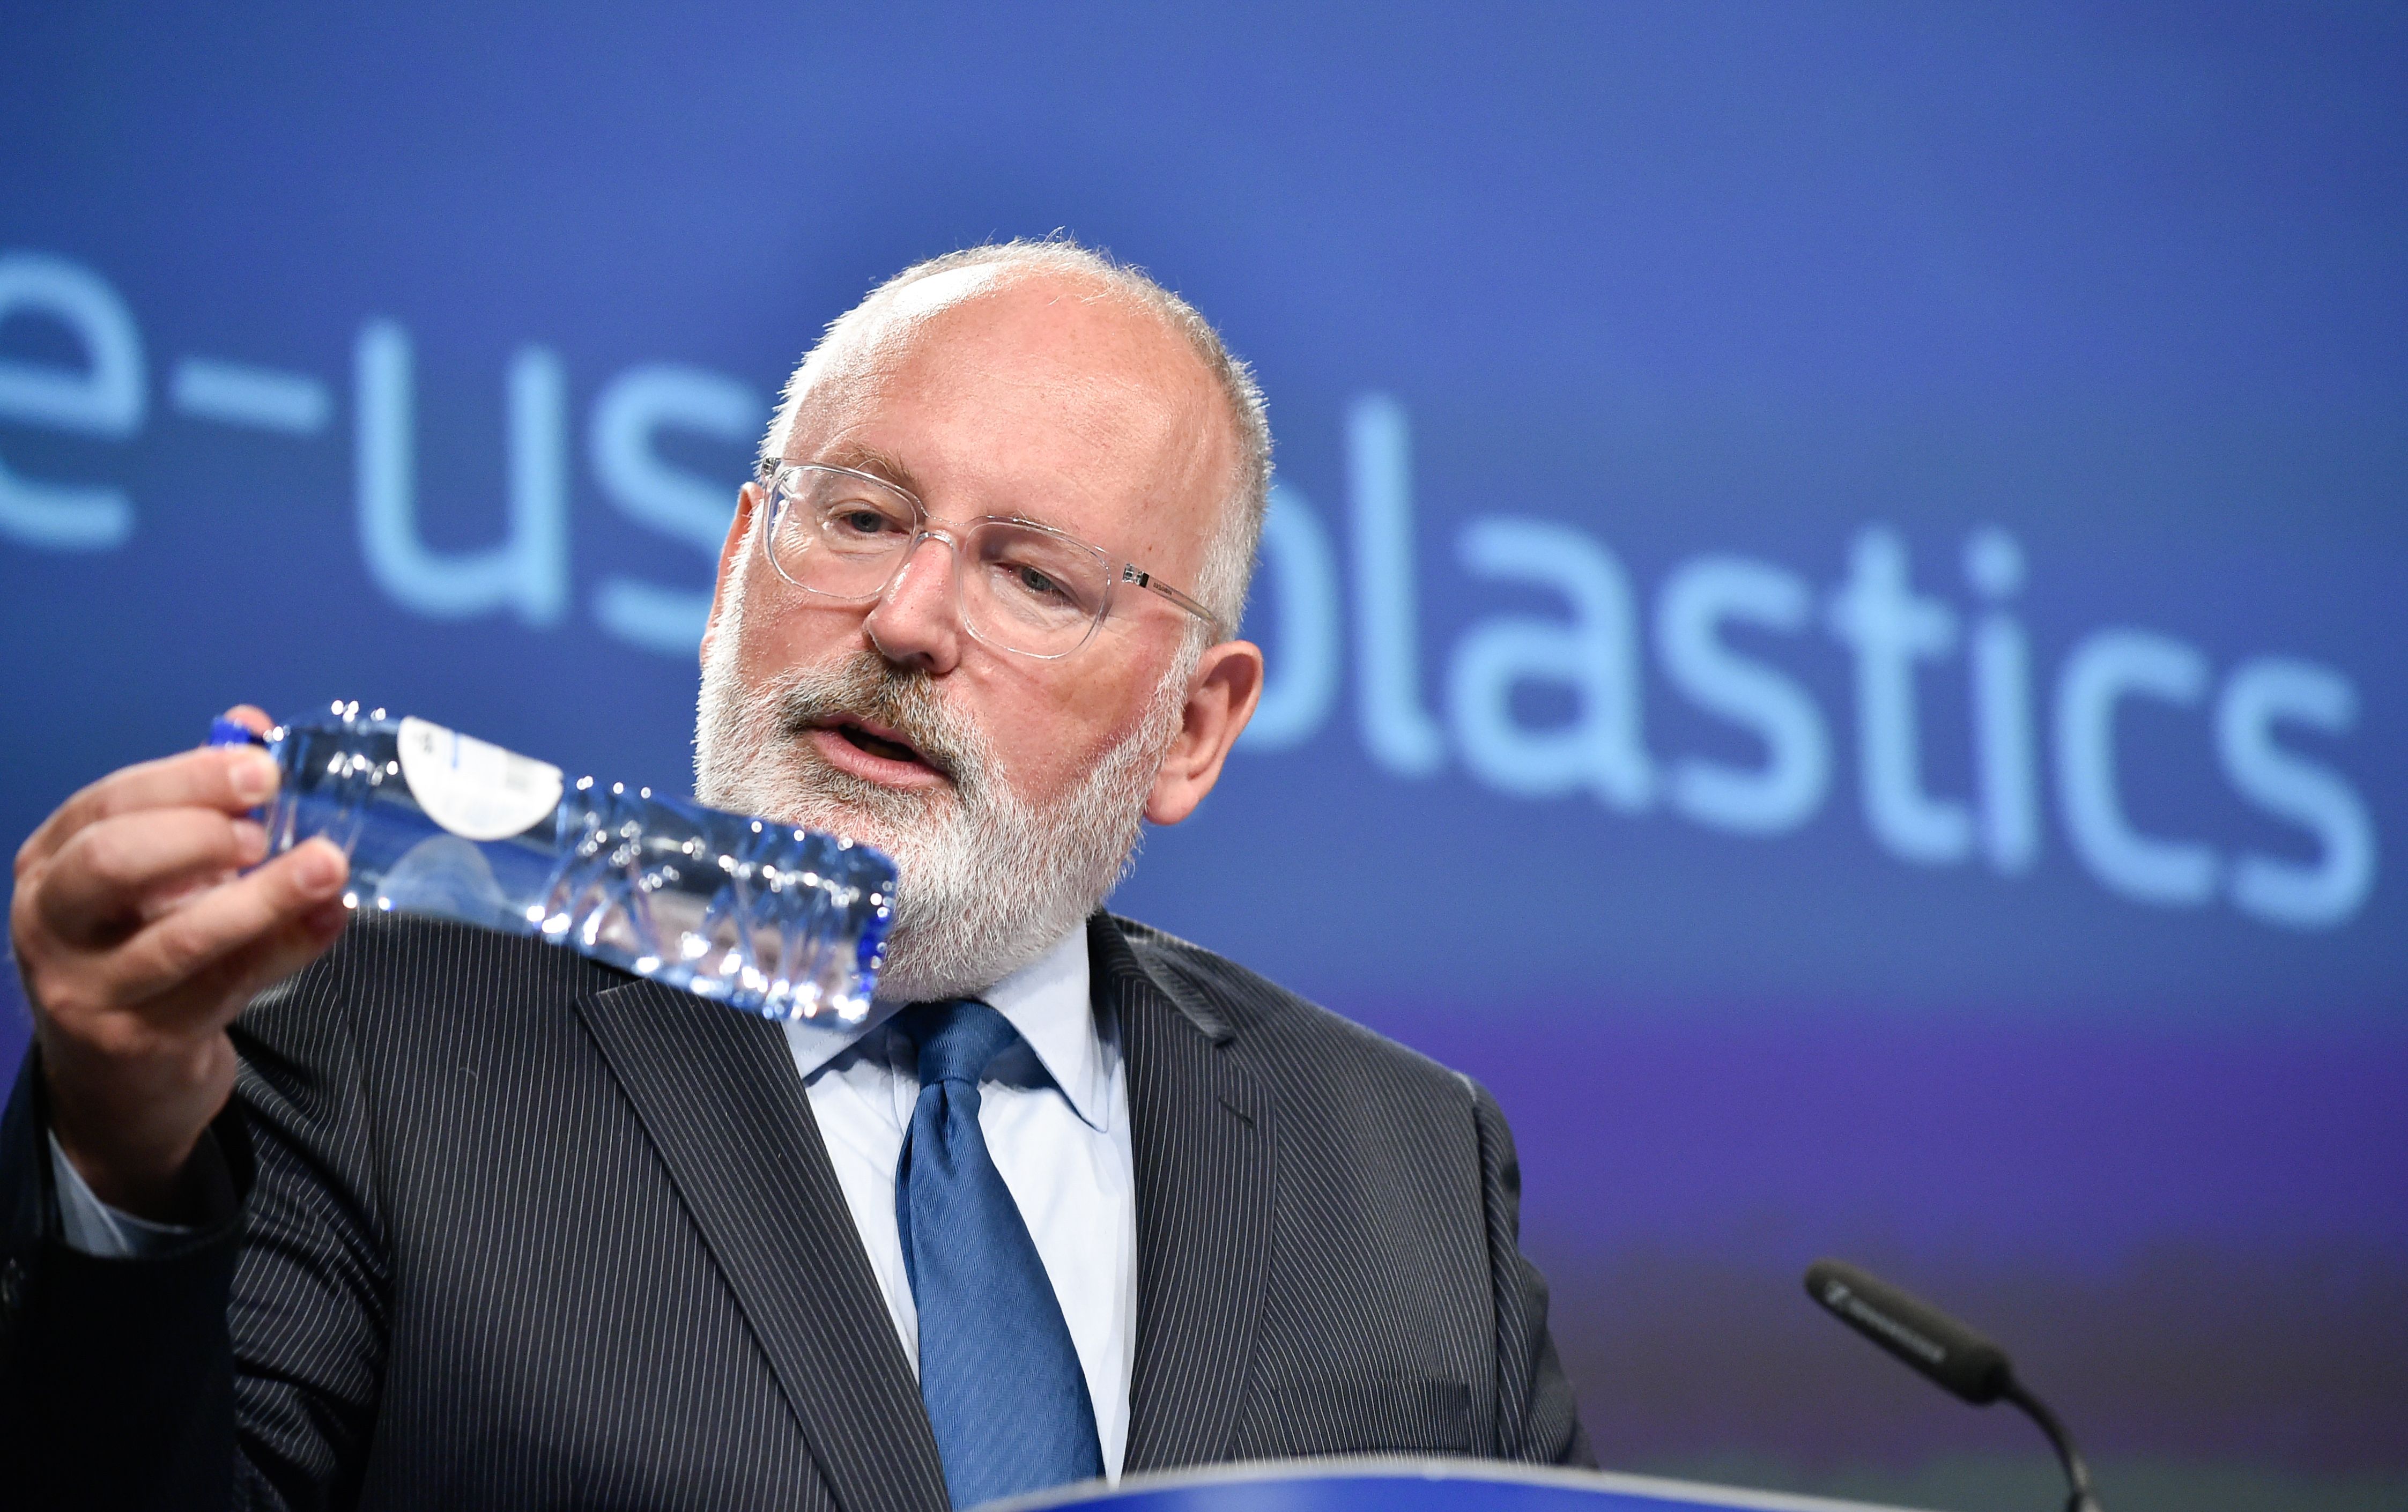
[239,913,625,1058]
[1109,914,1476,1109]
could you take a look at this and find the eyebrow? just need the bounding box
[798,442,1086,537]
[806,442,926,501]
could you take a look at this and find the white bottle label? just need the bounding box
[396,716,564,842]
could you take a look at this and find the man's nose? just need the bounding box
[863,534,964,675]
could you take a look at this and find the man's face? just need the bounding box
[694,266,1243,999]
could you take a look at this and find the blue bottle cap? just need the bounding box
[208,716,266,748]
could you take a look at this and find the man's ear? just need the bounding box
[699,482,760,668]
[1145,639,1266,826]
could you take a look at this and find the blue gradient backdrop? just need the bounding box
[3,6,2402,1508]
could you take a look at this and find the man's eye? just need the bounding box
[1014,565,1070,602]
[829,507,901,537]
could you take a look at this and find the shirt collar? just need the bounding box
[781,922,1108,1129]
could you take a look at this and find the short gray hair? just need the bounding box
[762,237,1272,638]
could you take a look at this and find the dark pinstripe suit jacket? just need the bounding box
[0,910,1590,1509]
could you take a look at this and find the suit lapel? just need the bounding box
[1096,916,1274,1473]
[572,977,947,1512]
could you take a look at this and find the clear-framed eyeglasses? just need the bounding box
[753,459,1222,660]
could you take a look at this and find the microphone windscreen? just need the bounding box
[1804,1258,2014,1404]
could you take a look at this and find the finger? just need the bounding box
[219,705,272,736]
[101,841,349,1003]
[18,744,281,874]
[37,808,272,943]
[164,896,350,1035]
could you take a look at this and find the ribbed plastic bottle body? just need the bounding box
[235,703,895,1021]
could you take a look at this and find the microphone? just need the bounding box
[1804,1259,2101,1512]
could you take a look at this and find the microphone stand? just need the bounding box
[1998,1378,2100,1512]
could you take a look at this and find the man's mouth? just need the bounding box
[836,720,924,765]
[801,716,952,788]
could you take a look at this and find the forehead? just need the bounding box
[781,269,1232,561]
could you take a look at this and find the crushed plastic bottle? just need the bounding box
[212,701,895,1021]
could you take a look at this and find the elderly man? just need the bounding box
[2,242,1590,1511]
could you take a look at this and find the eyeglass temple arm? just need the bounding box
[1122,563,1223,636]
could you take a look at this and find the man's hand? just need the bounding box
[10,706,351,1222]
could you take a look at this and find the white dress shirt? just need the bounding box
[51,921,1139,1480]
[786,924,1138,1479]
[51,1131,221,1254]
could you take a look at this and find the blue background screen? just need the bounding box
[3,7,2402,1508]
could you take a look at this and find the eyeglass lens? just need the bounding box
[767,468,1115,656]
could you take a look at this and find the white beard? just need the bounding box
[693,606,1191,1003]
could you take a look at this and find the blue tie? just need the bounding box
[895,999,1104,1508]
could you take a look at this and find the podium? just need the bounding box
[991,1458,1931,1512]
